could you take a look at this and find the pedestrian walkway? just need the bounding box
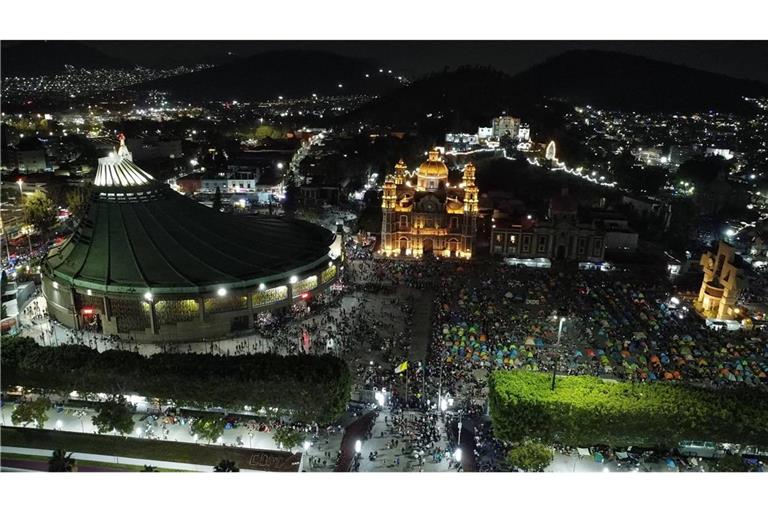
[1,404,280,451]
[1,446,213,472]
[408,288,433,362]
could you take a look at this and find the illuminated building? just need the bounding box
[517,124,531,142]
[490,189,606,261]
[492,116,521,139]
[42,136,341,342]
[696,241,745,320]
[380,149,478,258]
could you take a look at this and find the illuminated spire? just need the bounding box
[94,135,154,188]
[463,162,476,185]
[463,162,478,215]
[382,175,397,210]
[394,159,407,185]
[116,133,132,160]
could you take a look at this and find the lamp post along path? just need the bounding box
[552,316,566,391]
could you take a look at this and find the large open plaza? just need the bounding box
[2,8,768,510]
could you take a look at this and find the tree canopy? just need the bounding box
[191,417,226,444]
[505,442,553,472]
[48,449,76,472]
[213,459,240,472]
[65,184,92,221]
[2,337,350,424]
[11,397,51,428]
[22,190,57,232]
[273,427,305,451]
[91,395,135,435]
[489,371,768,448]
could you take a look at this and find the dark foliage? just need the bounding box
[2,337,351,424]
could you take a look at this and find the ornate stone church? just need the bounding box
[380,149,479,258]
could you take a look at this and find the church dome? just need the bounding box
[417,149,449,178]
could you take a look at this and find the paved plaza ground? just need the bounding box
[7,257,761,472]
[10,270,437,472]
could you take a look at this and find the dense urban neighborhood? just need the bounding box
[2,38,768,479]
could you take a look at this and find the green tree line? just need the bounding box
[2,337,351,424]
[489,370,768,448]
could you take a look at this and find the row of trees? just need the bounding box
[12,394,135,436]
[3,336,351,424]
[489,371,768,448]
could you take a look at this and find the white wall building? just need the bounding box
[227,171,258,194]
[477,127,493,140]
[492,116,521,139]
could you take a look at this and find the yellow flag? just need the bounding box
[394,361,408,374]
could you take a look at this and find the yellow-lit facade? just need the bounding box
[380,149,478,259]
[695,241,745,320]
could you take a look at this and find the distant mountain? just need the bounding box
[343,66,526,131]
[346,50,768,129]
[1,41,132,76]
[509,49,768,112]
[132,49,402,101]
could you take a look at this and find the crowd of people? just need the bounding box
[423,262,768,390]
[11,234,768,472]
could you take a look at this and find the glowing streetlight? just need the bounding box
[551,316,567,391]
[217,287,227,297]
[354,439,362,454]
[454,448,462,463]
[303,440,311,451]
[440,397,448,412]
[289,275,298,284]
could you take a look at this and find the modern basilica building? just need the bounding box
[42,136,342,342]
[379,149,479,258]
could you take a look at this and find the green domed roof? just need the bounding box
[43,139,334,295]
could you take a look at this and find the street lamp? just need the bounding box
[440,397,448,413]
[454,448,462,463]
[551,316,566,391]
[354,439,362,454]
[302,440,311,451]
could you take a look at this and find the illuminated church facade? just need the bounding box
[380,149,478,258]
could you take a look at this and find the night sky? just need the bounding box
[82,40,768,83]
